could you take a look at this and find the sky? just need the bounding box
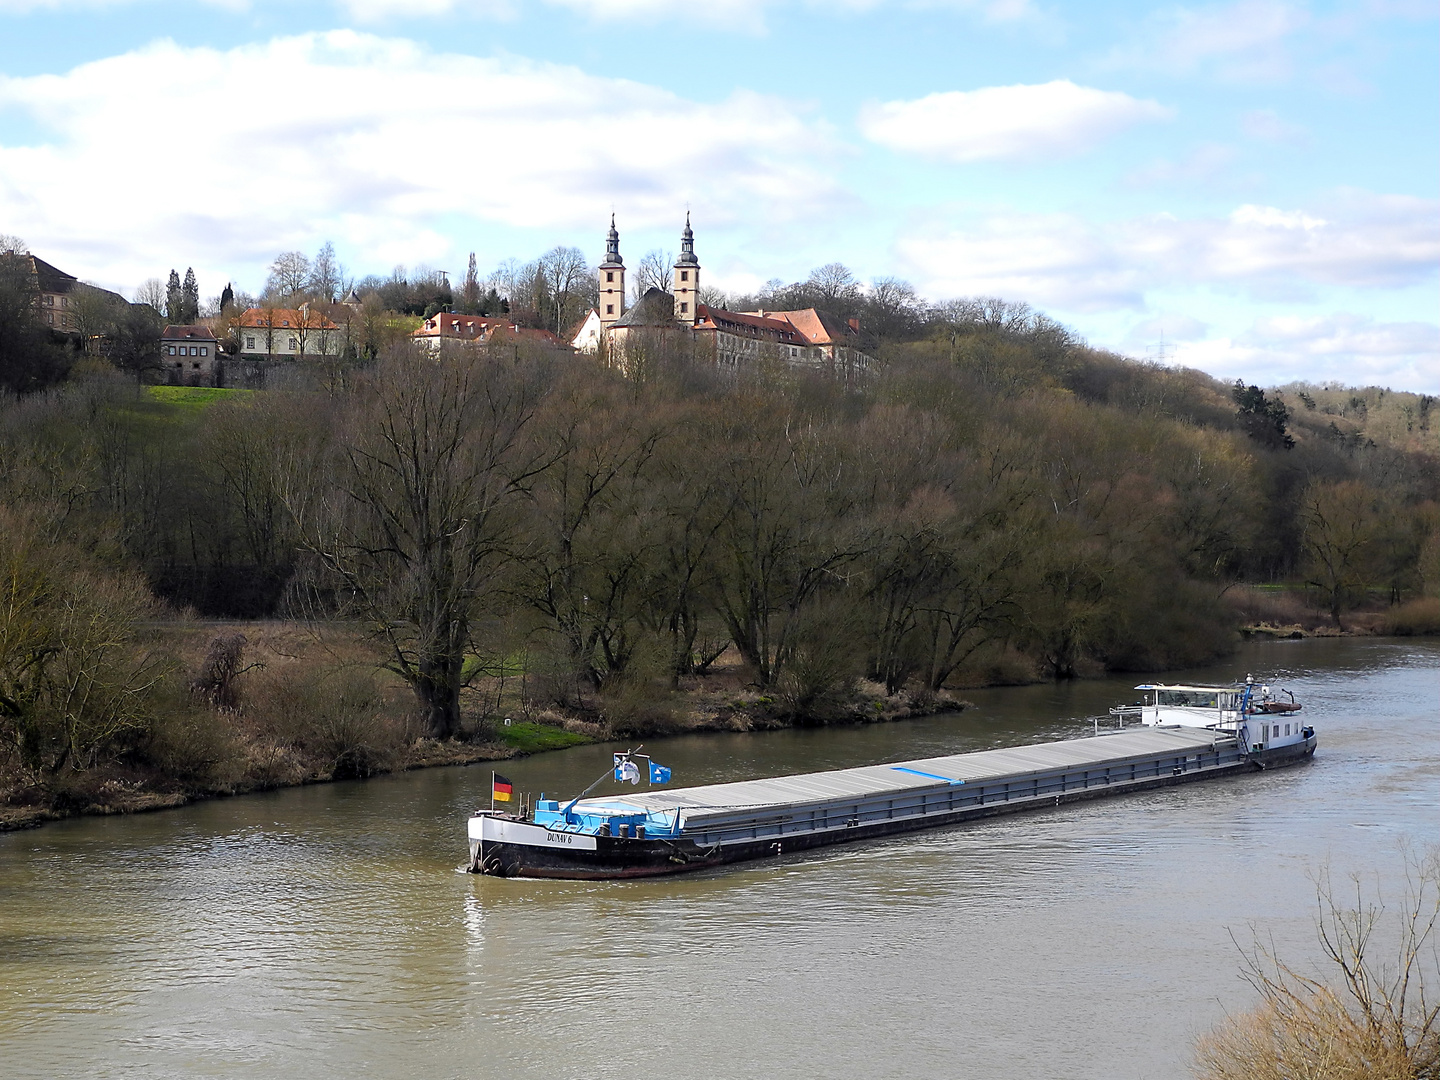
[0,0,1435,392]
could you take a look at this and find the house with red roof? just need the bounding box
[411,311,567,354]
[236,304,343,359]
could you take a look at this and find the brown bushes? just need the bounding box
[1384,597,1440,637]
[1194,849,1440,1080]
[243,665,410,779]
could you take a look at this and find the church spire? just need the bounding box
[673,212,700,323]
[599,214,626,328]
[604,213,623,267]
[676,211,698,266]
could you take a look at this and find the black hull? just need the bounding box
[473,736,1316,880]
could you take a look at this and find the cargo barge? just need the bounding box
[467,677,1315,880]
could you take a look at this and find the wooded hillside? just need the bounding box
[2,288,1436,813]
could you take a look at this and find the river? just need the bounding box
[2,637,1436,1079]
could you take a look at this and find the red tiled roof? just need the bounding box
[413,312,505,338]
[695,304,806,344]
[237,307,340,330]
[741,309,858,345]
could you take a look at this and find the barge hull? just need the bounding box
[471,730,1316,880]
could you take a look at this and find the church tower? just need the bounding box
[673,213,700,324]
[598,214,625,329]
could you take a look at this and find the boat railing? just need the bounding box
[1095,706,1143,734]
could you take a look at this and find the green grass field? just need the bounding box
[144,386,254,409]
[497,721,594,754]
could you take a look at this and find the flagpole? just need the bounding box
[490,771,495,813]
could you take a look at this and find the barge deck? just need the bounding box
[468,723,1316,880]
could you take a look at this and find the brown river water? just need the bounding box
[2,637,1437,1079]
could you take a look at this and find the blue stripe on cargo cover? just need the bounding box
[890,766,964,785]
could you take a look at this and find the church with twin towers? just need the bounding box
[570,215,871,375]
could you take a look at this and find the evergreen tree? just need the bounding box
[164,270,181,322]
[1233,380,1295,450]
[219,282,234,311]
[181,268,199,323]
[462,252,481,314]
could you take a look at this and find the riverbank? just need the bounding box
[4,603,1432,834]
[0,619,971,833]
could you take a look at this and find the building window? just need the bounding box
[167,345,176,355]
[680,302,688,314]
[200,346,207,356]
[606,271,614,282]
[680,271,689,282]
[246,336,255,350]
[192,362,200,370]
[289,338,298,351]
[605,304,614,314]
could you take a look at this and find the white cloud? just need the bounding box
[0,31,841,293]
[1172,315,1440,391]
[894,192,1440,311]
[1124,142,1237,188]
[1103,0,1309,82]
[1240,108,1307,143]
[858,80,1172,163]
[0,0,1039,22]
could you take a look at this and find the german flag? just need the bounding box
[492,773,514,802]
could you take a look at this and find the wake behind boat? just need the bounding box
[467,675,1315,880]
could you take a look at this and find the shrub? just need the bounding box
[1384,597,1440,637]
[1193,848,1440,1080]
[247,665,404,779]
[142,675,241,784]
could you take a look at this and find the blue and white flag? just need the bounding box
[649,761,672,784]
[614,756,641,785]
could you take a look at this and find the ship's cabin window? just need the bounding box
[1158,690,1219,708]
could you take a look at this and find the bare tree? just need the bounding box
[538,246,592,334]
[1300,480,1391,630]
[806,262,861,306]
[0,235,26,255]
[1194,848,1440,1080]
[266,251,311,300]
[70,284,125,354]
[698,284,730,310]
[309,241,340,302]
[133,278,166,312]
[282,353,547,739]
[865,276,921,337]
[631,249,674,302]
